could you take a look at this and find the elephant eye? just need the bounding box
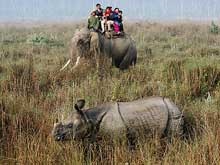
[77,39,83,45]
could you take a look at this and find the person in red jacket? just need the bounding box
[104,6,112,18]
[100,6,111,33]
[104,6,114,32]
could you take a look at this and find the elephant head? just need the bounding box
[60,28,100,71]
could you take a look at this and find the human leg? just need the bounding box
[101,20,105,33]
[107,20,114,31]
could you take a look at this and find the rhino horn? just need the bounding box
[74,99,89,122]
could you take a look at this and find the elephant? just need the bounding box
[60,28,137,71]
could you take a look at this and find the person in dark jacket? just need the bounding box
[95,3,103,20]
[112,8,120,22]
[112,8,120,33]
[118,10,124,32]
[95,3,105,32]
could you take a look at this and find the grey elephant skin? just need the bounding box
[52,97,183,144]
[61,28,137,70]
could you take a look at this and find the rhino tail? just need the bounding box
[163,98,184,137]
[119,43,137,70]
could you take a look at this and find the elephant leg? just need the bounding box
[95,53,105,81]
[112,58,122,68]
[94,49,100,70]
[119,56,132,70]
[131,55,137,66]
[119,46,137,70]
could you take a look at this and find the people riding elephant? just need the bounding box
[60,28,137,71]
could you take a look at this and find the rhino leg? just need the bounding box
[83,138,100,164]
[126,128,137,151]
[82,140,91,164]
[163,98,184,138]
[167,115,184,137]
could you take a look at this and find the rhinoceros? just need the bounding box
[52,97,183,146]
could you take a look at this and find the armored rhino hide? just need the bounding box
[52,97,183,142]
[83,97,183,138]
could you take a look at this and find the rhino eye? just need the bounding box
[67,123,73,128]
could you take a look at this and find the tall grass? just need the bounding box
[0,21,220,164]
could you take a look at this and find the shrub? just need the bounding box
[210,21,219,34]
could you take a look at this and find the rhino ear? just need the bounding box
[75,99,85,110]
[74,99,88,122]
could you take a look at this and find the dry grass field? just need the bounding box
[1,21,220,164]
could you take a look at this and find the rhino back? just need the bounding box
[84,104,125,134]
[85,97,182,137]
[99,103,125,134]
[119,97,169,134]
